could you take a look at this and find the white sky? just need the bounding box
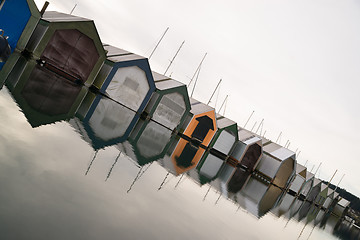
[34,0,360,196]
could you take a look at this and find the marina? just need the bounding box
[0,1,359,239]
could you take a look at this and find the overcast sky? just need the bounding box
[33,0,360,196]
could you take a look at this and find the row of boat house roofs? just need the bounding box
[0,0,354,231]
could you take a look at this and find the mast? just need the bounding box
[310,164,315,173]
[105,151,122,181]
[188,53,207,87]
[304,160,308,168]
[70,4,77,14]
[85,150,99,175]
[127,166,144,193]
[190,64,202,97]
[218,95,228,115]
[203,185,212,201]
[158,172,170,190]
[243,110,254,129]
[40,1,49,16]
[334,174,345,192]
[149,27,169,59]
[314,162,322,175]
[326,169,338,188]
[255,118,264,134]
[276,131,282,144]
[174,173,185,189]
[164,40,185,75]
[215,193,221,205]
[127,162,153,193]
[207,79,222,105]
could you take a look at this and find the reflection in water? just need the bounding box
[0,3,358,240]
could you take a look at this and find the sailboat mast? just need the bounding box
[207,79,222,105]
[164,40,185,75]
[188,53,207,87]
[149,27,169,59]
[243,110,254,128]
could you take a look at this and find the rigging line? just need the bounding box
[214,84,221,109]
[223,95,228,116]
[255,118,264,134]
[276,131,282,144]
[218,95,228,114]
[85,150,98,175]
[250,121,257,132]
[188,53,207,87]
[105,151,122,181]
[164,40,185,75]
[262,130,267,138]
[334,174,345,192]
[207,79,222,105]
[314,162,322,175]
[190,64,202,98]
[243,110,254,129]
[304,160,308,167]
[149,27,169,59]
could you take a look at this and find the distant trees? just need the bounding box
[323,181,360,212]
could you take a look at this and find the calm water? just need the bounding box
[0,87,352,240]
